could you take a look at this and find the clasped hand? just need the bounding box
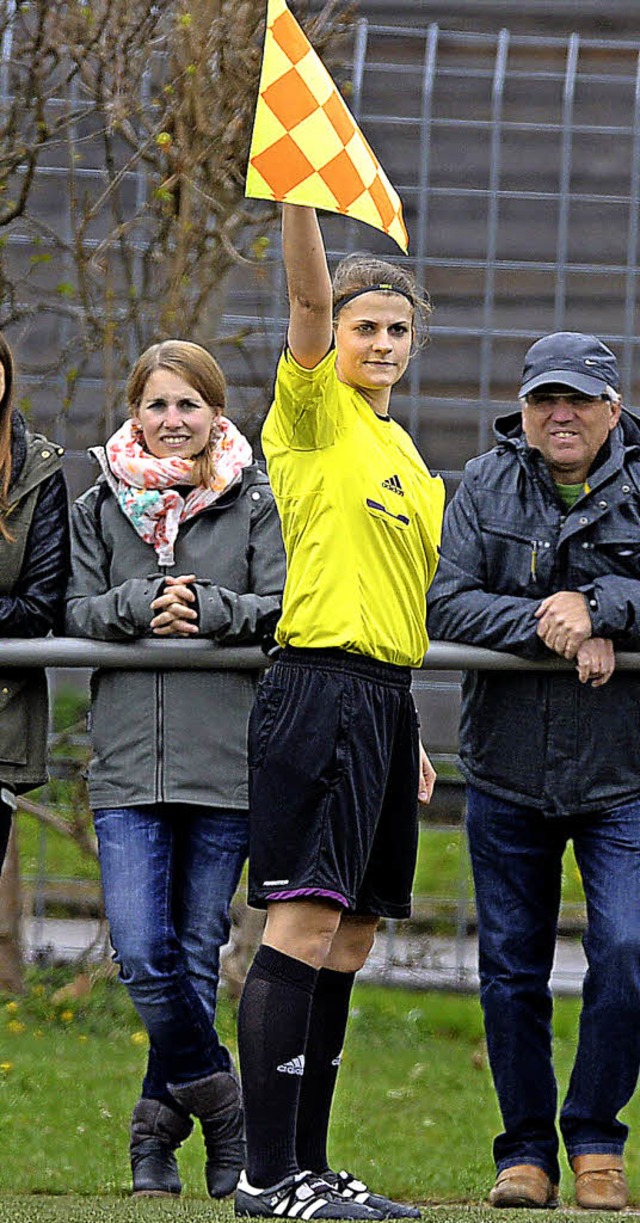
[150,573,199,636]
[534,590,614,686]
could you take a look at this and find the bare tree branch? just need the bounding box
[0,0,355,427]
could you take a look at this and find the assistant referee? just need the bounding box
[235,203,445,1222]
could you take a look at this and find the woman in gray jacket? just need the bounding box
[66,340,285,1200]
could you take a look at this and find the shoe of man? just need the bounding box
[572,1154,627,1211]
[235,1169,385,1219]
[489,1164,559,1208]
[322,1170,420,1219]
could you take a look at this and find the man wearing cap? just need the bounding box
[428,331,640,1210]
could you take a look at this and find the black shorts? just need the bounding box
[247,647,420,918]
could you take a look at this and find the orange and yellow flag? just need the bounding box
[245,0,409,253]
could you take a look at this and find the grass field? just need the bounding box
[6,692,604,1220]
[0,1206,630,1223]
[0,973,637,1218]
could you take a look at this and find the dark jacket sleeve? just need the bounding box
[0,470,70,637]
[581,576,640,642]
[427,473,547,659]
[65,493,164,640]
[196,491,286,643]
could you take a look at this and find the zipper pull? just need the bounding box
[530,540,538,580]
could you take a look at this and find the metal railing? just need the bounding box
[2,638,640,671]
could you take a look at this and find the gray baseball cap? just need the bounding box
[519,332,620,397]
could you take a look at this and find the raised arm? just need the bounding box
[282,204,333,369]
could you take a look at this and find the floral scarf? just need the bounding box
[103,416,253,566]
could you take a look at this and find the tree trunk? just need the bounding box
[0,824,24,994]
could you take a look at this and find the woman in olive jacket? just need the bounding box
[65,340,285,1201]
[0,331,69,867]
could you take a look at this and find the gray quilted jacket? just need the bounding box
[66,459,285,810]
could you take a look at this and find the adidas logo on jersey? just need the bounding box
[277,1054,305,1075]
[381,473,404,495]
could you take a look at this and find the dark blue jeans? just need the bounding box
[93,804,248,1104]
[466,784,640,1184]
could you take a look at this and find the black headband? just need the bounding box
[333,283,415,314]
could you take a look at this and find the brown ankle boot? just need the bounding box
[489,1164,559,1208]
[572,1154,627,1211]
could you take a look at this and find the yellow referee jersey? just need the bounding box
[262,348,445,668]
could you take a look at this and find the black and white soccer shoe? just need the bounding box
[235,1169,385,1219]
[322,1171,421,1219]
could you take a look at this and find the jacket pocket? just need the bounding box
[587,530,640,580]
[483,520,546,592]
[365,497,411,529]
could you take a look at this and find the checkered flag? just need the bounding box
[246,0,409,253]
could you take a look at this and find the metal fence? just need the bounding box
[9,637,635,992]
[4,17,640,491]
[222,19,640,480]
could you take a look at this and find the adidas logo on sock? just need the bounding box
[381,473,404,495]
[277,1054,305,1075]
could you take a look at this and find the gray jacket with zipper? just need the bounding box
[65,456,285,810]
[427,408,640,817]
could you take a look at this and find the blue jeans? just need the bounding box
[93,804,248,1104]
[466,784,640,1184]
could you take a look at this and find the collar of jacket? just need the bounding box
[7,413,63,506]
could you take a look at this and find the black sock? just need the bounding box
[296,967,355,1174]
[238,943,318,1187]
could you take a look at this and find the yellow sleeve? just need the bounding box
[265,347,342,452]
